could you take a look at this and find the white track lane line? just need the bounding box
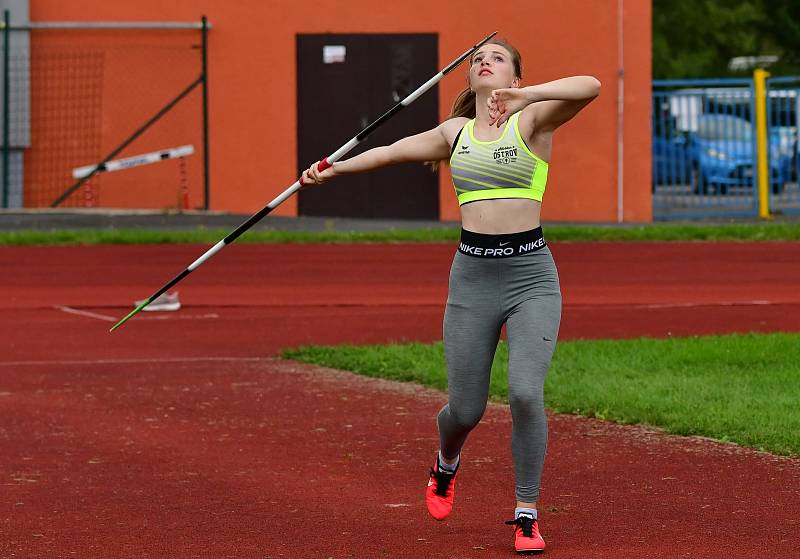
[139,313,219,321]
[54,305,116,322]
[54,306,218,322]
[566,300,778,310]
[634,301,773,309]
[0,356,273,367]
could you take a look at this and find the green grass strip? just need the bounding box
[2,222,800,245]
[0,228,456,246]
[282,333,800,457]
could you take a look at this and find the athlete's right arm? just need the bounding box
[301,121,456,185]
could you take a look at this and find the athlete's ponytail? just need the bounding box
[449,86,477,120]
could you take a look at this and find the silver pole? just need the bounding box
[0,21,211,30]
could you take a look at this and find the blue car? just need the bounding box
[652,133,691,188]
[687,114,793,195]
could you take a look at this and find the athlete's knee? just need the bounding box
[446,402,486,431]
[508,388,545,418]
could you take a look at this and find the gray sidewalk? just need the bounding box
[0,209,461,232]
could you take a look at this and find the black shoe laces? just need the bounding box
[429,466,455,497]
[505,515,535,538]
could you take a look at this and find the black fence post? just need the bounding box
[2,10,10,209]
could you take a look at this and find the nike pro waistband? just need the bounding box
[458,227,546,258]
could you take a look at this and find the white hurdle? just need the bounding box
[71,145,195,209]
[72,144,195,179]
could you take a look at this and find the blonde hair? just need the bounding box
[429,39,523,171]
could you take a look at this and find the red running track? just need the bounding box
[1,242,799,557]
[2,242,800,361]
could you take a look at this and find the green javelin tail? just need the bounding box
[110,299,151,332]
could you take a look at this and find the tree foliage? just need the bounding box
[653,0,800,78]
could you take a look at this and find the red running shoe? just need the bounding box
[505,513,546,554]
[425,461,457,520]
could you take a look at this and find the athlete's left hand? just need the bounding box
[488,88,530,127]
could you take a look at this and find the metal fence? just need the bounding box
[767,76,800,216]
[0,14,210,210]
[653,77,800,220]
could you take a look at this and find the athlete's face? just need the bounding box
[469,44,519,92]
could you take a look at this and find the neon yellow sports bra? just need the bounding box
[449,112,549,205]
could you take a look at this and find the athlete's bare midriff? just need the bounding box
[460,198,542,234]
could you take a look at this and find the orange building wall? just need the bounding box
[31,0,652,223]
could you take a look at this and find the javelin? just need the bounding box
[110,31,497,332]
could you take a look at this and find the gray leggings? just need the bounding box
[438,246,562,502]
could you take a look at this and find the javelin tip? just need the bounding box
[109,299,150,332]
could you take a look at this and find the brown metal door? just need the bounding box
[297,34,439,219]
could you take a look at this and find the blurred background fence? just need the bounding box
[0,12,209,210]
[652,75,800,220]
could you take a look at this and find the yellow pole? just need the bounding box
[753,68,771,220]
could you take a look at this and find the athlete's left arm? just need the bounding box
[521,76,601,132]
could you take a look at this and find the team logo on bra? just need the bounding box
[493,145,517,165]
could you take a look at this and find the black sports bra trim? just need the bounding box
[450,127,464,158]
